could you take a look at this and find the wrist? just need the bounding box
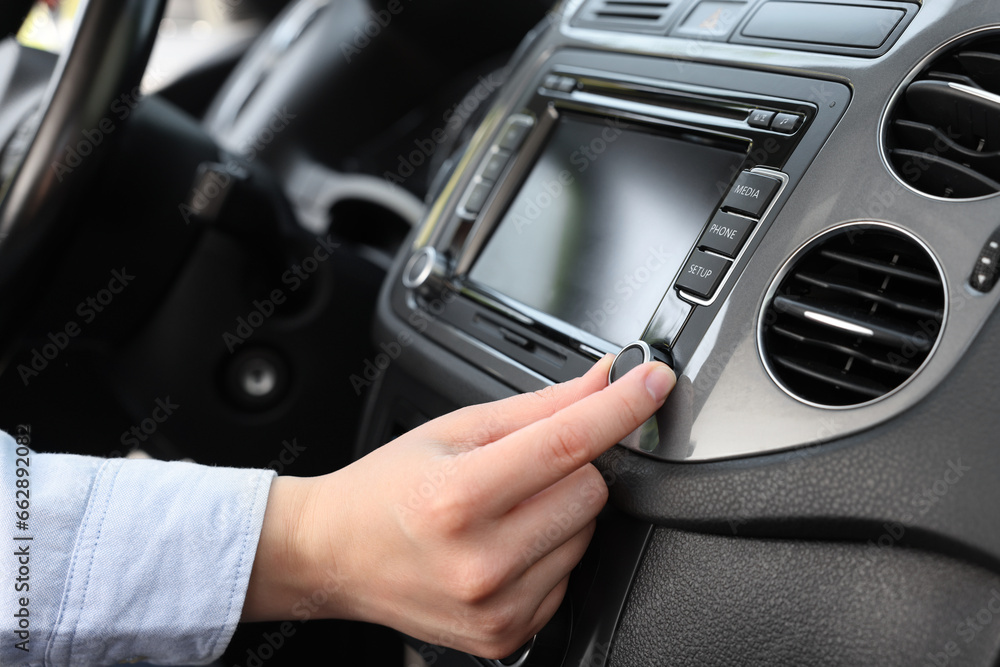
[241,475,328,621]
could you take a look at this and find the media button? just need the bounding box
[721,171,781,218]
[675,251,731,300]
[699,211,756,258]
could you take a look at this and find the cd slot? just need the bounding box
[573,75,752,122]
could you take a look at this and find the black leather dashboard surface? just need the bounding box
[608,528,1000,666]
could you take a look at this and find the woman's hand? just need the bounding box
[242,355,675,659]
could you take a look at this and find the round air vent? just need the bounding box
[884,31,1000,199]
[759,224,946,408]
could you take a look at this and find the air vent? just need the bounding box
[884,32,1000,199]
[571,0,675,35]
[759,224,945,408]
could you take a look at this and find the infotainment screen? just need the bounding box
[468,114,748,346]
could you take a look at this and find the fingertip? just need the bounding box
[644,362,676,402]
[594,354,615,373]
[582,354,615,385]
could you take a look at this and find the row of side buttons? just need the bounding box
[675,170,783,300]
[458,114,535,219]
[748,109,804,134]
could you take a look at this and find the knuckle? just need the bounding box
[475,407,507,442]
[424,488,471,536]
[480,601,520,638]
[451,556,504,604]
[530,383,560,404]
[540,419,591,476]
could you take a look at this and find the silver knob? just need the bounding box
[402,246,447,290]
[609,340,673,384]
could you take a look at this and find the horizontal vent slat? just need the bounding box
[793,272,944,319]
[594,11,664,20]
[925,70,983,89]
[889,148,1000,199]
[956,51,1000,92]
[604,0,671,6]
[771,324,918,376]
[571,0,674,33]
[772,295,935,352]
[818,249,942,286]
[771,356,888,400]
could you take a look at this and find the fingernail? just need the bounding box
[645,364,676,402]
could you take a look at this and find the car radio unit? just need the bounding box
[391,48,850,413]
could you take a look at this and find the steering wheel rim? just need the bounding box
[0,0,164,345]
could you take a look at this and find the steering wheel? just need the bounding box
[0,0,165,349]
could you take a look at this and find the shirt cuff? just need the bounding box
[1,430,276,667]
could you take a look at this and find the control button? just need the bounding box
[721,172,781,219]
[609,342,650,384]
[554,77,577,93]
[460,181,493,217]
[402,246,447,290]
[675,251,731,300]
[970,230,1000,292]
[543,74,562,90]
[698,211,756,258]
[673,0,750,39]
[748,109,776,129]
[478,149,510,184]
[609,341,673,385]
[771,112,804,134]
[497,115,535,151]
[740,2,904,49]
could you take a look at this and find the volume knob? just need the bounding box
[402,246,447,290]
[609,341,673,384]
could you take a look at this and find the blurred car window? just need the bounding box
[17,0,263,93]
[146,0,263,92]
[16,0,80,53]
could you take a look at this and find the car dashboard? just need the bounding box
[364,0,1000,665]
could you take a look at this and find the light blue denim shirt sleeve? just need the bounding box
[0,429,276,666]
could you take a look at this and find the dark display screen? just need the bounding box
[469,115,747,346]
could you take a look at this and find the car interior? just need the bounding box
[2,0,1000,664]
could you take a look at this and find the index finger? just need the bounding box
[462,361,675,516]
[427,355,614,451]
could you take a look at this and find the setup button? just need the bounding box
[675,251,731,300]
[698,211,756,258]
